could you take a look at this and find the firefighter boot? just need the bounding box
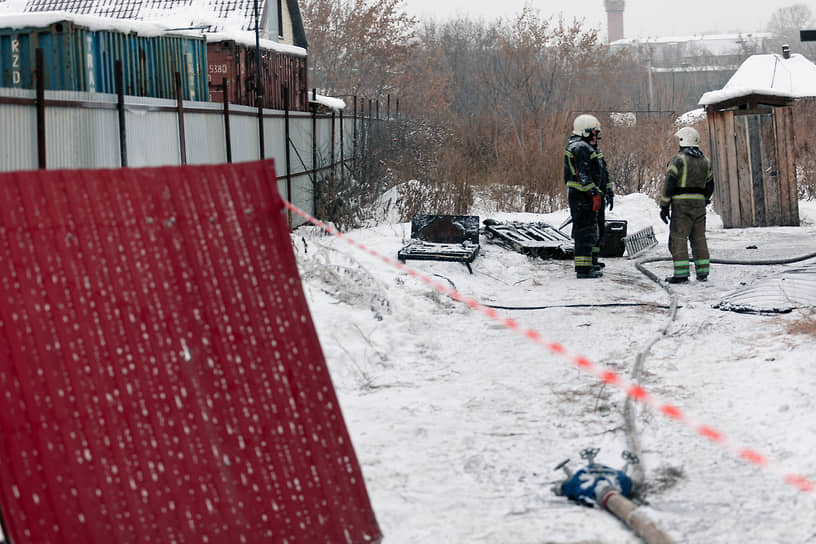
[577,269,603,279]
[592,247,605,270]
[665,276,688,284]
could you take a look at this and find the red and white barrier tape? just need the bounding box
[284,201,814,494]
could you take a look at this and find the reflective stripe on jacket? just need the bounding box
[564,136,599,193]
[660,147,713,205]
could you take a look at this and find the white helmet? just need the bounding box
[573,114,601,138]
[675,126,701,147]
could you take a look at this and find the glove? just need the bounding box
[606,190,614,211]
[591,193,602,213]
[660,206,670,224]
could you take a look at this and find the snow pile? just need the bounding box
[675,107,706,126]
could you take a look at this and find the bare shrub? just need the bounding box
[792,99,816,199]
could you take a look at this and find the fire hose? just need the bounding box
[613,249,816,542]
[553,249,816,544]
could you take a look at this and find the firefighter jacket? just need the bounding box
[593,143,612,198]
[564,135,601,194]
[660,147,714,206]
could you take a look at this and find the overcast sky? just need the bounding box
[403,0,811,40]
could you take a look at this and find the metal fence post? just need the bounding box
[116,60,128,167]
[175,72,187,165]
[312,89,318,214]
[36,48,46,169]
[284,87,292,229]
[223,77,232,163]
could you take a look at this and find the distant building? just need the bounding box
[609,33,775,112]
[611,33,773,69]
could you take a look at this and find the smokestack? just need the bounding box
[782,44,791,59]
[605,0,625,43]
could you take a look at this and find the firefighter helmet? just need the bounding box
[573,114,601,138]
[675,126,701,147]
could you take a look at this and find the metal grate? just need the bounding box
[624,226,658,258]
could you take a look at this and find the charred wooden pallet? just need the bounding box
[482,219,574,260]
[397,215,480,273]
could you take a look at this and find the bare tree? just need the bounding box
[767,3,816,57]
[301,0,418,100]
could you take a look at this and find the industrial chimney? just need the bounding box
[605,0,625,43]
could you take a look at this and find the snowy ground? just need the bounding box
[292,194,816,543]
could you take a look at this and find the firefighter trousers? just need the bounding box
[668,200,710,279]
[568,189,599,273]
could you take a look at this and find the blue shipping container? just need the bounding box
[0,20,209,101]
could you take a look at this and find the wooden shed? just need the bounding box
[699,49,816,228]
[704,96,799,227]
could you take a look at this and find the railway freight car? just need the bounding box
[0,18,208,101]
[207,38,308,112]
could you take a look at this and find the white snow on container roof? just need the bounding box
[699,52,816,106]
[0,11,176,36]
[204,31,305,56]
[0,0,306,55]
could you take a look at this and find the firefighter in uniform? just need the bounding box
[592,139,614,269]
[659,126,714,283]
[565,114,603,279]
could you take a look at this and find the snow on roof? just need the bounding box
[699,52,816,106]
[0,11,188,36]
[0,3,306,55]
[204,31,306,56]
[13,0,258,32]
[309,94,346,111]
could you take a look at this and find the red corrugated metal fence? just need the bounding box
[0,161,381,543]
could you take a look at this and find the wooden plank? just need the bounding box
[713,110,739,227]
[706,112,728,224]
[775,107,800,225]
[773,108,791,225]
[784,107,800,225]
[723,111,742,228]
[747,114,766,226]
[760,112,781,225]
[734,114,754,226]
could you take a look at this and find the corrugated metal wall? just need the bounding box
[45,91,120,169]
[0,89,39,171]
[0,88,357,226]
[0,161,382,544]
